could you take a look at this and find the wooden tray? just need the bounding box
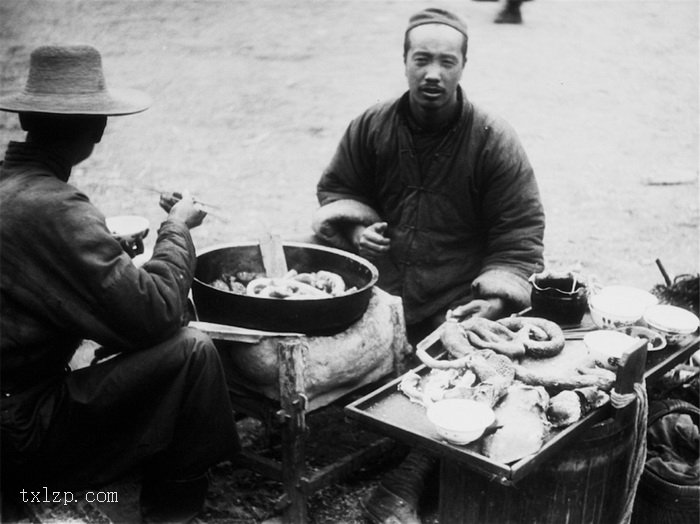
[345,331,700,485]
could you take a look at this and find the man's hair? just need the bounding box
[403,29,468,63]
[19,113,107,142]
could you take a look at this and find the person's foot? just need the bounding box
[361,484,421,524]
[494,5,523,24]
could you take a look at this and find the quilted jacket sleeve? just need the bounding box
[470,116,545,311]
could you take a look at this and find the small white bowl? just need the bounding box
[105,215,150,242]
[643,305,700,345]
[584,330,640,370]
[426,399,495,446]
[588,286,658,329]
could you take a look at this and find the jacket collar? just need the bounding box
[399,85,468,134]
[1,141,73,182]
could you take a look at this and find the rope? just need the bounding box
[614,381,648,524]
[610,390,637,409]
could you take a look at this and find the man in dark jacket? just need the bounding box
[314,8,545,345]
[0,45,239,523]
[312,8,545,523]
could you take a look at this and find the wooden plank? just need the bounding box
[259,232,288,278]
[189,320,302,343]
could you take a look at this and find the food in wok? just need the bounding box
[208,268,356,299]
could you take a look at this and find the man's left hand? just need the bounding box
[447,297,507,322]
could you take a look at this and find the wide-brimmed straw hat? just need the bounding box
[0,45,151,116]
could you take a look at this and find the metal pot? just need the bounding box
[192,241,379,335]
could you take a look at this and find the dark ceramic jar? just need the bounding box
[530,273,588,326]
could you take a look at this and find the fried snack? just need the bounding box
[462,317,527,359]
[440,320,476,358]
[513,364,616,392]
[496,317,565,358]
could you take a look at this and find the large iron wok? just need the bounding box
[192,242,379,335]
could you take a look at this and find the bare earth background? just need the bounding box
[1,0,698,523]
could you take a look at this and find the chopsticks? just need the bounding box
[562,326,597,340]
[140,186,222,210]
[151,188,229,222]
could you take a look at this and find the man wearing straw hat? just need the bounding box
[0,45,239,523]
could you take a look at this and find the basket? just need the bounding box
[631,399,700,524]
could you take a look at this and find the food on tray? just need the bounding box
[513,362,616,391]
[496,317,566,358]
[546,386,609,428]
[401,315,619,463]
[400,349,514,407]
[437,317,565,360]
[209,269,354,299]
[481,384,550,464]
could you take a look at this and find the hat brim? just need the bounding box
[0,87,151,116]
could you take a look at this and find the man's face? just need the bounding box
[404,24,466,113]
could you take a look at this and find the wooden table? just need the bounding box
[202,287,412,523]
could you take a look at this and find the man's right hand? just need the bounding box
[160,190,207,230]
[351,222,390,259]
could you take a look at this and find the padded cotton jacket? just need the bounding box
[316,90,545,325]
[0,141,195,393]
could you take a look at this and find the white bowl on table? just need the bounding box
[426,399,496,446]
[643,305,700,345]
[588,285,659,329]
[584,330,640,370]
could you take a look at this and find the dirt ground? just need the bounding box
[1,0,698,523]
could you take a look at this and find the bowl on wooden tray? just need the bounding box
[643,304,699,344]
[584,330,643,370]
[426,399,496,446]
[588,285,659,329]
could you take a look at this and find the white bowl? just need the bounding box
[105,215,150,242]
[597,285,659,308]
[426,399,495,446]
[588,286,658,329]
[643,305,699,344]
[584,330,639,370]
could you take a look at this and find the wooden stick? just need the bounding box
[655,258,672,287]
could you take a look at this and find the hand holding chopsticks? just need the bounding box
[159,190,228,223]
[160,190,208,230]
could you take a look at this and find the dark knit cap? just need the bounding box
[405,7,469,39]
